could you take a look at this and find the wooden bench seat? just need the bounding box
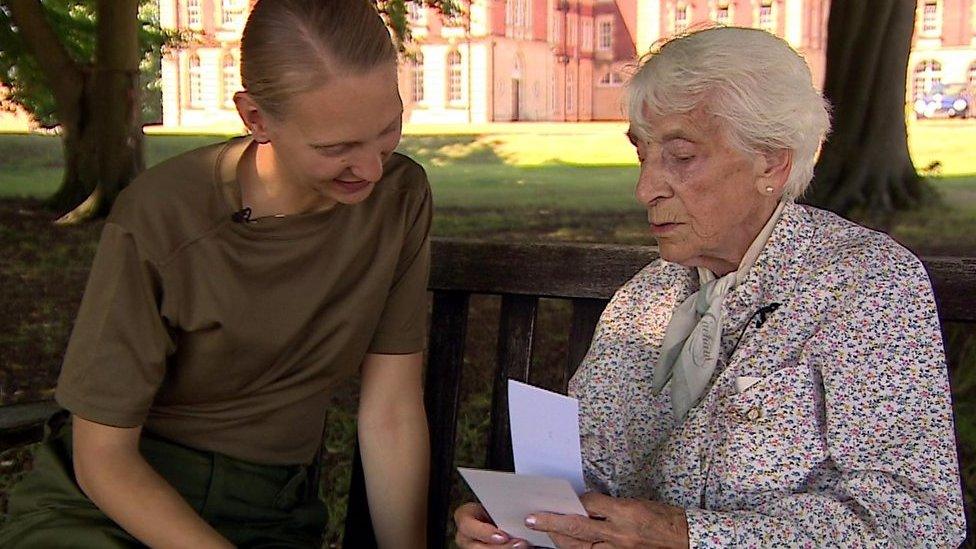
[2,238,974,547]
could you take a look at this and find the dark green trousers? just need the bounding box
[0,414,327,548]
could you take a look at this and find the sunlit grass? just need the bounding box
[908,119,976,176]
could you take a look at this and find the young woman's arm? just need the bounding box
[71,416,235,549]
[358,352,430,549]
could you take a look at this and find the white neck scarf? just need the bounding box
[651,201,787,421]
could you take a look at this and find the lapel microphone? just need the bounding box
[231,207,253,223]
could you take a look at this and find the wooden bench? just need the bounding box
[2,238,975,547]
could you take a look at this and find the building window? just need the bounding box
[582,17,593,51]
[922,1,940,36]
[447,50,462,103]
[189,54,204,108]
[675,3,690,32]
[598,71,625,87]
[221,0,244,27]
[567,14,577,48]
[514,0,527,29]
[913,60,942,98]
[598,19,612,51]
[187,0,202,28]
[407,2,426,25]
[972,1,976,36]
[507,0,531,39]
[550,73,557,115]
[566,71,574,113]
[222,54,237,109]
[759,1,775,32]
[715,1,732,25]
[412,53,424,103]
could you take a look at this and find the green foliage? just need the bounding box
[381,0,464,52]
[0,0,459,127]
[0,0,177,127]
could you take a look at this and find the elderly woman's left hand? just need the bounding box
[525,492,689,549]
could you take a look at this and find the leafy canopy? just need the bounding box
[0,0,462,127]
[0,0,176,126]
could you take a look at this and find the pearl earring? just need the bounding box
[765,186,774,194]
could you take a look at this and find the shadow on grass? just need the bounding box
[396,135,511,167]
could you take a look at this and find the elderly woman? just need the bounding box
[456,27,965,548]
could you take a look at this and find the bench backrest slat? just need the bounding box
[567,298,610,389]
[924,257,976,322]
[488,295,540,472]
[424,290,471,545]
[430,239,660,299]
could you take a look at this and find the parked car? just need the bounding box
[914,83,973,119]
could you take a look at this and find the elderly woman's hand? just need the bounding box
[525,492,689,549]
[454,502,531,549]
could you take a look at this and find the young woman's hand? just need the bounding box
[454,502,529,548]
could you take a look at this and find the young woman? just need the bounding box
[0,1,430,547]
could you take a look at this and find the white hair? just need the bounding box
[627,27,831,200]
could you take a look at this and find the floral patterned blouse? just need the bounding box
[569,202,966,547]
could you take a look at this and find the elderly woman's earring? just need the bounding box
[765,186,774,194]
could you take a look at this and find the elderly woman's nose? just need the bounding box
[635,164,670,205]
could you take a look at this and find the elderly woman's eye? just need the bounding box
[666,152,694,163]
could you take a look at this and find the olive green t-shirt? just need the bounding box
[55,137,431,465]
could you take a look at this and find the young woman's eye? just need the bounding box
[315,145,348,156]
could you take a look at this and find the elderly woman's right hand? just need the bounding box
[454,502,529,548]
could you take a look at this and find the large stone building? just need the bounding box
[158,0,976,128]
[159,0,250,128]
[909,0,976,100]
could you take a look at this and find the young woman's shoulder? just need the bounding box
[105,139,235,263]
[381,152,430,196]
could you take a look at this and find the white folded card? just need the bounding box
[458,381,587,546]
[508,379,586,494]
[458,468,587,548]
[735,375,763,393]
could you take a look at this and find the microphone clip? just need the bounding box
[231,207,253,223]
[755,302,781,328]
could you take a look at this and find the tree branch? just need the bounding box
[4,0,83,117]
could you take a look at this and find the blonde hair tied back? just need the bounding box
[240,0,397,118]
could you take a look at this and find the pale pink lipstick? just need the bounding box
[649,222,682,236]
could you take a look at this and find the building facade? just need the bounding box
[158,0,976,127]
[159,0,251,128]
[909,0,976,100]
[637,0,830,87]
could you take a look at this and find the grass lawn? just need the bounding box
[1,122,975,545]
[2,121,976,252]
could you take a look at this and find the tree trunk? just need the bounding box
[7,0,144,224]
[54,0,143,223]
[806,0,933,220]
